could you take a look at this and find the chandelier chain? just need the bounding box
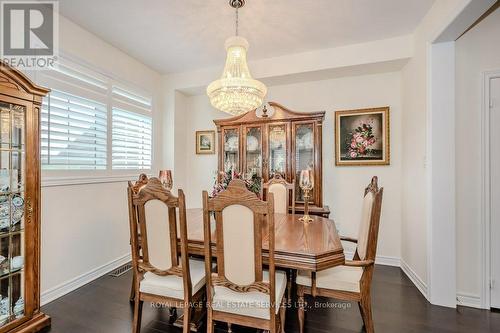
[235,7,239,36]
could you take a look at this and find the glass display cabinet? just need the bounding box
[0,62,50,332]
[214,102,329,217]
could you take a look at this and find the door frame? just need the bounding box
[481,69,500,309]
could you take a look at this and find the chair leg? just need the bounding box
[297,285,305,333]
[287,269,293,301]
[280,301,286,333]
[206,310,214,333]
[129,274,136,302]
[359,296,374,333]
[132,298,143,333]
[182,304,191,333]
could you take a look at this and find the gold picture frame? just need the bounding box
[335,107,390,166]
[196,130,216,154]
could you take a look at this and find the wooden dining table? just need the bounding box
[181,208,345,272]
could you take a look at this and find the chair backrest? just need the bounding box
[263,174,295,215]
[203,179,277,319]
[127,177,192,298]
[355,176,384,261]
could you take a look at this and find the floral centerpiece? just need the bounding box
[345,123,376,159]
[210,169,262,198]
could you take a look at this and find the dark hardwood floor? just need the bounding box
[41,265,500,332]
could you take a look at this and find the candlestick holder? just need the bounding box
[159,170,173,191]
[299,188,313,223]
[299,169,314,223]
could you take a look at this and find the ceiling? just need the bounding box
[59,0,435,74]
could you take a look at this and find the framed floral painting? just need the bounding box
[196,130,215,154]
[335,107,390,166]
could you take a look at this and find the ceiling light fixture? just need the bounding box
[206,0,267,116]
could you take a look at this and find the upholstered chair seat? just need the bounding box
[140,259,206,299]
[296,266,363,293]
[212,270,287,319]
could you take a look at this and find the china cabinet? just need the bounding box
[0,62,50,332]
[214,102,330,217]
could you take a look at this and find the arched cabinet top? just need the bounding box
[213,102,325,129]
[0,61,50,103]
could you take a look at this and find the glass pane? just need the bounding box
[223,129,239,172]
[0,196,9,233]
[10,194,24,232]
[10,152,24,193]
[0,152,10,194]
[245,127,262,177]
[11,106,24,149]
[0,105,9,149]
[0,103,26,328]
[295,124,314,202]
[0,276,9,325]
[0,236,9,277]
[11,272,24,320]
[269,125,286,178]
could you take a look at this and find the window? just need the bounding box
[112,108,152,170]
[41,90,107,170]
[38,57,154,174]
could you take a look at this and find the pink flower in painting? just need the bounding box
[344,123,376,159]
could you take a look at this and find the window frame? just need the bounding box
[35,57,155,187]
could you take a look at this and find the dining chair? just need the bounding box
[296,176,383,333]
[127,177,206,333]
[263,174,295,215]
[129,173,149,303]
[202,179,287,333]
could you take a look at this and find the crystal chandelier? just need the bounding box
[207,0,267,116]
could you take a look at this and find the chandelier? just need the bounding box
[206,0,267,116]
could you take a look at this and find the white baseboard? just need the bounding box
[456,292,483,309]
[344,251,401,267]
[41,253,131,306]
[400,259,428,300]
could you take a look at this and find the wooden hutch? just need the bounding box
[214,102,330,217]
[0,62,50,332]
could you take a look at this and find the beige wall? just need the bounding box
[455,8,500,300]
[178,71,403,260]
[30,15,163,303]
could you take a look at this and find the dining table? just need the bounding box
[181,208,345,271]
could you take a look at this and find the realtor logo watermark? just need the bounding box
[1,1,58,69]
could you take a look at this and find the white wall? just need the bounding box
[31,15,163,303]
[399,0,472,300]
[455,8,500,304]
[179,72,403,260]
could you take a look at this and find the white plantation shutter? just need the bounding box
[41,90,107,170]
[112,108,152,169]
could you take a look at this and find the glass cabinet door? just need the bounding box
[0,102,25,327]
[268,124,287,178]
[244,127,262,178]
[295,123,314,202]
[223,128,240,173]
